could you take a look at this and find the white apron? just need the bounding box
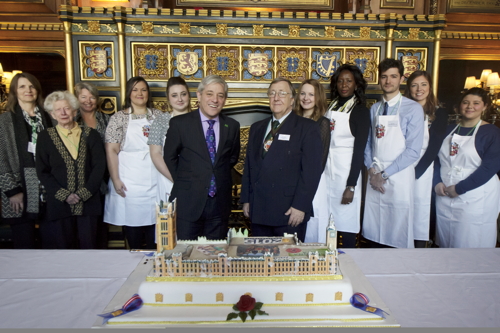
[304,172,329,243]
[156,134,173,203]
[325,109,361,234]
[104,112,157,226]
[413,115,432,241]
[363,97,415,248]
[436,121,499,248]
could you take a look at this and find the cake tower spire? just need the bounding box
[326,213,337,251]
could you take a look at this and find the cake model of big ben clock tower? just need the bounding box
[326,213,337,251]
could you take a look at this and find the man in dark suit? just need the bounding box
[164,75,240,240]
[240,77,323,242]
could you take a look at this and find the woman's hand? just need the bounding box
[112,179,127,197]
[435,182,447,196]
[66,193,81,205]
[341,188,354,205]
[9,192,24,214]
[445,185,459,198]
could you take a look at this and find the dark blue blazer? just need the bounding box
[164,110,240,222]
[240,111,323,227]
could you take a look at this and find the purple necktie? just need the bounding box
[206,120,216,197]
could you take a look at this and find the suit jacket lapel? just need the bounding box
[192,110,213,163]
[262,112,296,162]
[214,114,229,166]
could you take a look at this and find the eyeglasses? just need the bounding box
[267,91,290,98]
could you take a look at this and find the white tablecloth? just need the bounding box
[0,248,499,328]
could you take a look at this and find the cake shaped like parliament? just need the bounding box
[106,200,390,326]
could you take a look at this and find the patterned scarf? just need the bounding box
[21,106,45,153]
[327,95,358,114]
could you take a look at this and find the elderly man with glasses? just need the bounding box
[241,77,323,242]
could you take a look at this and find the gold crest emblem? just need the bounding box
[247,53,269,77]
[89,50,107,74]
[176,52,198,75]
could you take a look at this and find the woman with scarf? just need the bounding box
[324,64,370,248]
[0,73,53,248]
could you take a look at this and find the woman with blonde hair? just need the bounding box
[294,78,330,243]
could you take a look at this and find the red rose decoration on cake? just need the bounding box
[236,295,256,312]
[227,294,268,322]
[286,248,301,253]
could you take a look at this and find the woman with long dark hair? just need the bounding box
[403,70,448,247]
[325,64,370,248]
[148,76,192,203]
[104,77,163,249]
[434,88,500,248]
[0,73,53,248]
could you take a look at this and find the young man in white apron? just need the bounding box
[363,58,425,248]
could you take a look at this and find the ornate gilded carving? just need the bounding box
[315,54,337,78]
[253,25,264,36]
[430,0,438,14]
[142,22,154,34]
[276,292,283,301]
[396,48,427,77]
[216,23,228,36]
[325,26,336,38]
[133,44,169,80]
[99,97,117,115]
[172,45,203,79]
[155,293,164,302]
[216,293,224,302]
[335,291,342,301]
[234,126,250,175]
[179,23,191,35]
[277,48,308,82]
[207,47,239,80]
[306,293,314,302]
[79,42,114,80]
[87,21,100,34]
[360,27,371,39]
[345,48,379,84]
[289,25,300,38]
[185,293,193,302]
[409,28,420,40]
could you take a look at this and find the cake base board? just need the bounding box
[92,253,400,328]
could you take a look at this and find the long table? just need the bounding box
[0,248,499,328]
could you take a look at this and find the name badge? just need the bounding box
[388,120,398,127]
[278,134,290,141]
[27,142,36,154]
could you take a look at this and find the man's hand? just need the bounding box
[341,188,354,205]
[243,202,250,218]
[9,192,24,214]
[65,193,81,205]
[369,170,386,194]
[285,207,305,227]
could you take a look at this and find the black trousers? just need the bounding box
[251,221,307,242]
[2,218,37,249]
[40,215,98,249]
[176,195,228,241]
[123,224,156,250]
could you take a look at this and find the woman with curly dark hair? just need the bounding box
[325,64,370,248]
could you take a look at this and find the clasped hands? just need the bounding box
[368,167,386,194]
[435,183,458,198]
[243,203,305,227]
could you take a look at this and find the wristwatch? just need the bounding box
[381,171,389,180]
[346,186,355,192]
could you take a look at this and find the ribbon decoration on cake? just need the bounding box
[98,294,143,324]
[350,292,388,318]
